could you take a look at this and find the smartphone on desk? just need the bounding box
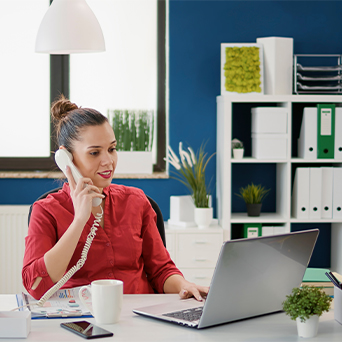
[60,321,113,339]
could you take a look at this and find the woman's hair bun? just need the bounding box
[51,94,79,121]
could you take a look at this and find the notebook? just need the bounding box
[301,267,336,296]
[133,229,319,329]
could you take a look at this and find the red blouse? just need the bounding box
[22,183,182,300]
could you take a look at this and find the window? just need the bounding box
[0,0,166,172]
[70,0,158,163]
[0,0,50,158]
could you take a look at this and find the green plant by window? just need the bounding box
[236,183,270,204]
[108,109,154,151]
[224,46,261,93]
[282,286,332,323]
[167,142,215,208]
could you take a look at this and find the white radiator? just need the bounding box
[0,205,30,294]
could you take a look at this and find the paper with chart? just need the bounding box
[18,286,92,318]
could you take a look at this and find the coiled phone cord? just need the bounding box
[34,207,103,308]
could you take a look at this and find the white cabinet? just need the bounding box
[165,224,223,286]
[216,94,342,273]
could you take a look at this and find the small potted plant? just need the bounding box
[282,286,332,338]
[167,142,215,229]
[232,138,244,159]
[236,183,270,216]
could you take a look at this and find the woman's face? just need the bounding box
[70,122,117,190]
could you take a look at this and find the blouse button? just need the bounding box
[106,242,110,247]
[109,260,114,266]
[41,271,46,275]
[108,273,113,277]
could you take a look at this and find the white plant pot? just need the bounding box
[233,149,244,159]
[296,315,319,338]
[115,151,153,174]
[194,207,213,229]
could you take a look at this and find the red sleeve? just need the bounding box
[22,203,57,300]
[141,198,183,293]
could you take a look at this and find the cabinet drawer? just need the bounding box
[180,268,214,287]
[177,233,222,268]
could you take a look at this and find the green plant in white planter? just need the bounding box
[232,138,244,159]
[236,183,270,216]
[107,109,154,174]
[167,142,215,228]
[282,285,332,338]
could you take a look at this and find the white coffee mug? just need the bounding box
[79,279,123,325]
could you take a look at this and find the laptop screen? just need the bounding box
[199,229,319,328]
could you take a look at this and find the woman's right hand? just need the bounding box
[65,165,104,225]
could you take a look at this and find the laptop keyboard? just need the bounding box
[162,307,203,322]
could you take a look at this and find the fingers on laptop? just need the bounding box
[179,285,209,301]
[180,289,196,300]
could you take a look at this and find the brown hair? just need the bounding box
[51,95,108,152]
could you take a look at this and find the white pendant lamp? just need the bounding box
[35,0,105,54]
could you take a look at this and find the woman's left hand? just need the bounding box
[178,281,209,301]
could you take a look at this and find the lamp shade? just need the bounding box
[35,0,105,54]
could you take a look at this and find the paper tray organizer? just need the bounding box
[294,54,342,94]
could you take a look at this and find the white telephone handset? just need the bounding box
[55,149,102,207]
[30,150,103,308]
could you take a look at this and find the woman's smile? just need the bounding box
[98,170,112,179]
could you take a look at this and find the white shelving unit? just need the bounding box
[216,94,342,273]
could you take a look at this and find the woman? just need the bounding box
[22,95,208,301]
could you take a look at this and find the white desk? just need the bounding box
[1,294,342,341]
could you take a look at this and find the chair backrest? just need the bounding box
[28,187,166,247]
[146,195,166,247]
[27,187,62,226]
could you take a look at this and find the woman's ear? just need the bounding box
[59,146,66,150]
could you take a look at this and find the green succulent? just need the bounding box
[282,286,332,323]
[236,183,270,204]
[233,142,244,149]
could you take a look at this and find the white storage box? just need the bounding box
[0,311,31,338]
[262,226,287,236]
[252,133,287,159]
[251,107,287,134]
[168,195,195,227]
[256,37,293,95]
[168,195,213,227]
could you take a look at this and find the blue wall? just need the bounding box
[1,0,341,266]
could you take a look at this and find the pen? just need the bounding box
[325,272,342,289]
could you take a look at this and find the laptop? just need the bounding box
[133,229,319,329]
